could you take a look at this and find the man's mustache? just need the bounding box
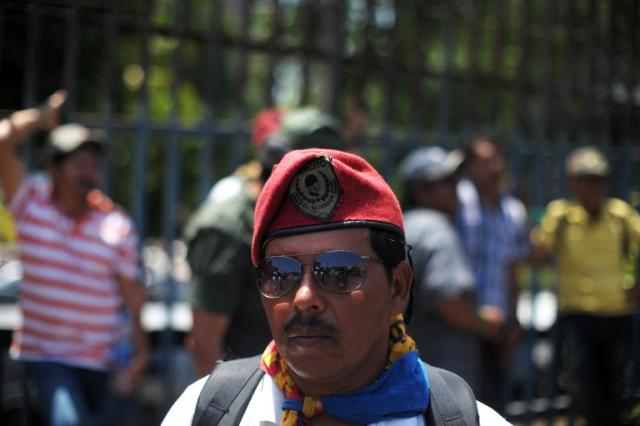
[283,314,339,336]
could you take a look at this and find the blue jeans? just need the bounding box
[24,361,110,426]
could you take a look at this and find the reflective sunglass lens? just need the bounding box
[258,257,300,297]
[314,251,366,293]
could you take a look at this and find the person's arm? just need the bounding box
[188,308,231,377]
[410,216,500,340]
[528,201,564,266]
[435,294,501,341]
[185,225,250,377]
[112,274,150,396]
[624,204,640,304]
[0,90,67,202]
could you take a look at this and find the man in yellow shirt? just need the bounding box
[531,146,640,426]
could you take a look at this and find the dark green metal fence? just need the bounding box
[1,0,639,424]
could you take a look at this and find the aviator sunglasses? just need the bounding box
[256,250,384,298]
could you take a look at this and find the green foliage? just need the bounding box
[1,0,637,237]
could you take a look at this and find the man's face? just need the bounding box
[468,140,505,191]
[261,227,408,396]
[427,178,459,215]
[570,175,607,214]
[51,147,101,203]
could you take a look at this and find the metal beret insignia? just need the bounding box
[289,154,341,221]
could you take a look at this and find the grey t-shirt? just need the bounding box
[404,208,480,389]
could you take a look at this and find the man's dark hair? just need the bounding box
[462,135,504,163]
[370,228,406,271]
[370,228,414,323]
[49,143,102,166]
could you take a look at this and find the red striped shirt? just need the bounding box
[9,176,140,370]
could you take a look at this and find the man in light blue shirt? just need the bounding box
[456,137,529,411]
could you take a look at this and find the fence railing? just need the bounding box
[1,0,639,424]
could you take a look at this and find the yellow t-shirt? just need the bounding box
[532,198,640,315]
[0,200,17,244]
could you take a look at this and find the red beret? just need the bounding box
[251,108,283,149]
[251,148,404,265]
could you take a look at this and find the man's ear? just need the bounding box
[390,260,413,316]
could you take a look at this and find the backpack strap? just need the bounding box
[424,363,479,426]
[192,355,264,426]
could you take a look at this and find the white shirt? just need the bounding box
[162,374,512,425]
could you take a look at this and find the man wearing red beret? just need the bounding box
[164,149,510,425]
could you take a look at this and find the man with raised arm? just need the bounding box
[0,91,148,425]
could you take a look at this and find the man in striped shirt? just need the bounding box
[0,91,148,425]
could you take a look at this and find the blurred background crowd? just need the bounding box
[0,0,639,425]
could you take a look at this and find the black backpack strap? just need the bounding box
[424,363,479,426]
[192,355,264,426]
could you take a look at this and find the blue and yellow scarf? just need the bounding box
[260,314,429,425]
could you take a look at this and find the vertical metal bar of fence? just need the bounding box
[232,0,250,170]
[298,2,313,107]
[527,0,554,422]
[498,0,521,198]
[508,0,529,211]
[160,0,188,413]
[551,0,569,202]
[197,0,220,202]
[601,1,615,184]
[62,0,79,120]
[100,2,118,195]
[489,0,506,128]
[22,0,41,171]
[19,3,42,423]
[327,1,346,118]
[0,7,6,413]
[436,2,454,147]
[461,1,481,138]
[616,0,636,201]
[603,3,639,412]
[586,0,600,149]
[624,0,640,408]
[407,1,427,148]
[132,0,153,250]
[0,3,5,84]
[574,0,589,149]
[509,0,532,420]
[263,0,281,108]
[350,0,375,146]
[378,5,398,179]
[543,4,572,424]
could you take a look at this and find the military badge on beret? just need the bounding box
[289,154,340,221]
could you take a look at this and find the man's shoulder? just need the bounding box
[605,197,636,220]
[500,194,527,223]
[13,174,51,204]
[184,191,254,241]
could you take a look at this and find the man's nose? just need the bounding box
[292,266,326,313]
